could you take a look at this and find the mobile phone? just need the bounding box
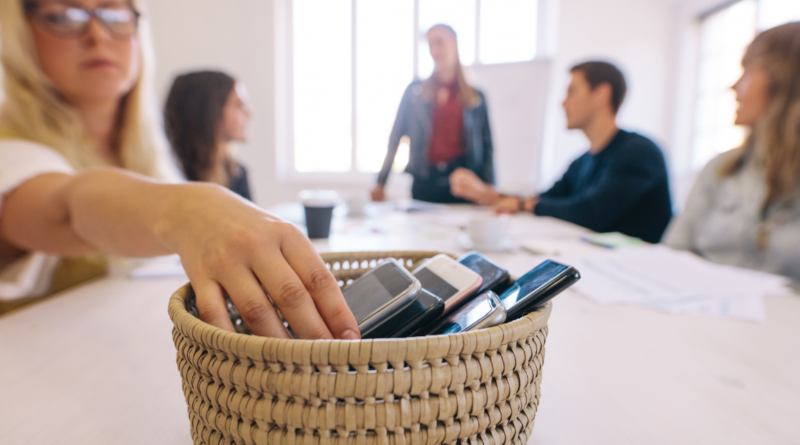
[424,291,507,336]
[413,254,483,315]
[457,251,511,294]
[362,289,444,339]
[498,260,580,320]
[342,258,422,336]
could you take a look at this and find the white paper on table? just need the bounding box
[568,245,792,322]
[392,199,449,212]
[129,254,187,280]
[521,237,607,257]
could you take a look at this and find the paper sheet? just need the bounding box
[568,245,792,322]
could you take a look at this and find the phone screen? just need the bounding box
[459,253,508,292]
[434,293,495,335]
[499,260,569,310]
[344,262,414,323]
[414,268,458,300]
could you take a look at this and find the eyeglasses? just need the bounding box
[24,2,140,39]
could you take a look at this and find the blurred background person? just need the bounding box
[0,0,359,340]
[165,70,252,200]
[452,61,672,243]
[664,22,800,284]
[371,24,494,204]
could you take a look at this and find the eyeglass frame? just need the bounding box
[23,1,142,39]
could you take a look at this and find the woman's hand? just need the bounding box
[494,196,521,214]
[370,184,386,202]
[449,168,500,205]
[494,195,538,215]
[157,184,360,340]
[2,170,359,340]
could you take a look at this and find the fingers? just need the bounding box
[278,229,361,340]
[192,279,236,333]
[370,186,385,202]
[450,169,485,201]
[220,269,292,338]
[496,207,516,215]
[253,256,339,340]
[450,175,467,198]
[494,197,520,215]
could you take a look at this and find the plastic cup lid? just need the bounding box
[299,190,340,207]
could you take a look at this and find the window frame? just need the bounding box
[274,0,551,184]
[688,0,800,173]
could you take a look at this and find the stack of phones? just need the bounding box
[342,252,581,339]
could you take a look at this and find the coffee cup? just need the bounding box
[467,215,509,248]
[342,190,370,216]
[299,190,340,239]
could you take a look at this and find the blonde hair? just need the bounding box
[0,0,177,180]
[720,22,800,208]
[421,24,480,108]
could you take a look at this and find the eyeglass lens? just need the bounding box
[35,3,137,37]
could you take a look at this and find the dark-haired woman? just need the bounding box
[165,71,252,200]
[371,24,495,204]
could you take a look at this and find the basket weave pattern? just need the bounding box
[169,251,551,445]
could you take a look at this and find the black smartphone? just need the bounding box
[457,251,511,294]
[498,260,580,320]
[342,259,422,336]
[422,291,507,336]
[362,289,444,339]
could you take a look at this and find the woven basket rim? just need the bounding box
[167,251,552,361]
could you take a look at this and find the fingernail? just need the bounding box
[341,329,361,340]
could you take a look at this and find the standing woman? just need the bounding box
[371,24,495,203]
[0,0,359,340]
[165,71,253,200]
[664,22,800,285]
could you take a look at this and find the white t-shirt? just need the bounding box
[0,139,75,300]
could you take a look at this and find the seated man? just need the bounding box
[451,61,672,243]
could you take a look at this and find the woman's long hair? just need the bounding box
[164,71,235,182]
[0,0,176,180]
[421,24,480,108]
[719,22,800,208]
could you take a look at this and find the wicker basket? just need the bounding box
[168,251,551,445]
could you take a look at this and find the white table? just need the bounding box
[1,206,799,444]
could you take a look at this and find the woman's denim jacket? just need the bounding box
[377,80,495,186]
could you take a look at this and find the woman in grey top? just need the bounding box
[664,22,800,285]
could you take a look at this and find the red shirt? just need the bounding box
[428,83,465,165]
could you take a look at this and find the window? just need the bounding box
[289,0,540,176]
[692,0,800,170]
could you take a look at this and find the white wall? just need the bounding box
[146,0,279,208]
[465,59,552,195]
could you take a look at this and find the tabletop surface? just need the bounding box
[1,205,799,445]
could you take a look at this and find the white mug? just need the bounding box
[467,215,509,248]
[342,191,370,216]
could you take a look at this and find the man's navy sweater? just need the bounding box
[535,129,673,243]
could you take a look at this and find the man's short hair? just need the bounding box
[570,61,627,113]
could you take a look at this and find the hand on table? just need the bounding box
[160,186,360,340]
[494,195,538,215]
[495,196,522,214]
[449,168,500,205]
[370,185,386,202]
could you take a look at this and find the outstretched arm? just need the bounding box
[375,84,415,196]
[479,95,495,185]
[0,168,360,340]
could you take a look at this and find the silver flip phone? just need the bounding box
[342,258,422,336]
